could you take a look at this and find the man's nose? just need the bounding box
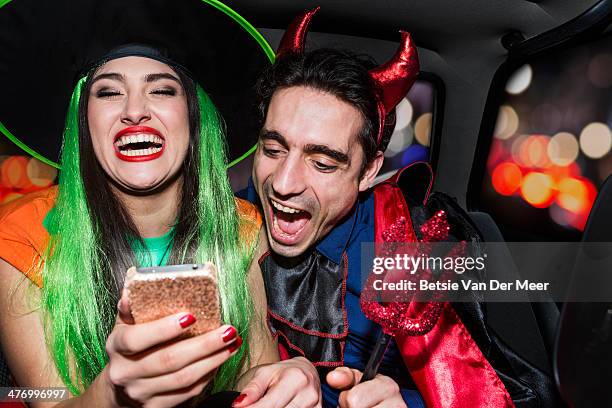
[121,93,151,125]
[271,155,307,197]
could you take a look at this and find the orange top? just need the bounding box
[0,186,262,288]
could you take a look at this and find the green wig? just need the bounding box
[41,76,256,394]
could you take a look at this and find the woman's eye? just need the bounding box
[96,89,122,98]
[151,88,177,96]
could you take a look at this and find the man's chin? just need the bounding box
[267,234,311,258]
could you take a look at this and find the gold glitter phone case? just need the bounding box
[124,263,221,337]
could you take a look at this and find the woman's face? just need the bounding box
[88,56,190,192]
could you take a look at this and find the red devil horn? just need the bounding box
[369,31,419,113]
[276,6,321,59]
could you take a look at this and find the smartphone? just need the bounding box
[124,263,221,337]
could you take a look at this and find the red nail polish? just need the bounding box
[179,313,196,328]
[222,326,237,342]
[228,335,243,353]
[232,393,247,406]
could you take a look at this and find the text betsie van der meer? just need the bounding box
[369,254,550,292]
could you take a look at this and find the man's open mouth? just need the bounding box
[269,198,312,244]
[113,126,165,162]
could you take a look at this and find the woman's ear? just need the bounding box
[358,151,384,192]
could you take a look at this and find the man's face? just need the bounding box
[253,86,382,258]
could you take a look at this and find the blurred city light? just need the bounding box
[548,132,579,166]
[556,177,596,214]
[394,98,414,131]
[386,126,415,156]
[579,122,611,159]
[494,105,519,140]
[505,64,533,95]
[491,162,522,196]
[520,172,555,208]
[414,113,432,146]
[27,157,57,188]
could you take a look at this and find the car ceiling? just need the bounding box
[227,0,608,206]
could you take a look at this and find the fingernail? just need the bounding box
[179,313,196,328]
[222,326,237,343]
[232,393,247,406]
[228,335,243,353]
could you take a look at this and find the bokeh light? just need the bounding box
[524,135,551,168]
[0,155,58,203]
[27,158,58,188]
[520,172,555,208]
[386,127,415,156]
[401,144,429,166]
[506,64,533,95]
[556,177,597,214]
[414,113,432,146]
[512,135,551,168]
[579,122,611,159]
[491,162,522,196]
[1,156,30,189]
[494,105,519,140]
[394,98,414,131]
[548,132,579,166]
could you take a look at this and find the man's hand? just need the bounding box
[326,367,407,408]
[233,357,321,408]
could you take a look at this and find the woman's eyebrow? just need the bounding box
[144,72,181,84]
[91,72,124,84]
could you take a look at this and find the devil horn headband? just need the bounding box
[277,7,419,146]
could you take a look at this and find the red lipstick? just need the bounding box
[113,126,165,162]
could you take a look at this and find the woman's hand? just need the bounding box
[103,292,242,408]
[233,357,322,408]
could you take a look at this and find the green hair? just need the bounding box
[41,77,255,394]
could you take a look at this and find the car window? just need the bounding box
[478,33,611,241]
[378,79,436,180]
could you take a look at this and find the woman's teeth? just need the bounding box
[271,199,301,214]
[114,134,164,147]
[114,133,164,157]
[122,147,163,156]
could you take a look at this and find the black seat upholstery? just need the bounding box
[555,175,612,407]
[469,211,554,373]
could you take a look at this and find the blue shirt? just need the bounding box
[238,180,424,408]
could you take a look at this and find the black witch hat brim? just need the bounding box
[0,0,274,169]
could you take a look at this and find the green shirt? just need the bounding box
[136,228,174,267]
[43,207,174,268]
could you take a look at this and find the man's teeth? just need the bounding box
[271,200,301,214]
[121,147,163,157]
[114,134,164,147]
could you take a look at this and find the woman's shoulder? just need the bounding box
[235,197,263,244]
[235,197,262,228]
[0,186,57,286]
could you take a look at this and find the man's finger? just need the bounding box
[239,366,318,408]
[326,367,363,390]
[338,375,400,408]
[244,381,296,408]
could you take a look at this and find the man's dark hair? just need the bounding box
[255,48,396,174]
